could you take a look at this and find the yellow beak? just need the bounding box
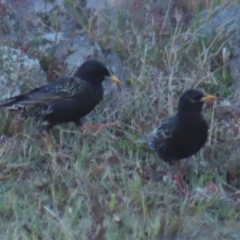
[201,95,217,102]
[109,75,122,84]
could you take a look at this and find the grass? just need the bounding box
[0,0,240,239]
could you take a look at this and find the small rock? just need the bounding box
[0,46,46,99]
[198,5,240,40]
[191,4,240,94]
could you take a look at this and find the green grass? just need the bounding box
[0,0,240,239]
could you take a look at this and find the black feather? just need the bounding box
[143,89,216,165]
[0,60,121,131]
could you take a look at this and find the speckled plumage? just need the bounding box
[143,89,216,165]
[0,60,121,130]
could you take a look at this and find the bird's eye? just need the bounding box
[190,95,202,102]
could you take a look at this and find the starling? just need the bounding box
[0,60,121,140]
[142,89,216,194]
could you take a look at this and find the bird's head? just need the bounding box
[178,89,216,113]
[74,60,121,85]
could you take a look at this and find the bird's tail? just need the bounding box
[0,88,63,107]
[137,135,156,150]
[0,90,37,107]
[136,137,148,144]
[0,96,21,108]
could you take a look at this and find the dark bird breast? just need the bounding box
[159,114,208,164]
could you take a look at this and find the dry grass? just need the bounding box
[0,0,240,239]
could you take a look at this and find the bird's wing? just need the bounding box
[154,115,177,140]
[0,76,85,107]
[143,115,177,150]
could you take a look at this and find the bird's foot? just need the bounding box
[80,121,119,135]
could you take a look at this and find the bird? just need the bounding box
[0,60,121,144]
[142,89,216,194]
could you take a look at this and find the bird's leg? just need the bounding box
[13,111,22,134]
[43,130,51,147]
[42,126,54,149]
[173,161,186,196]
[75,120,83,131]
[80,121,119,134]
[178,161,184,183]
